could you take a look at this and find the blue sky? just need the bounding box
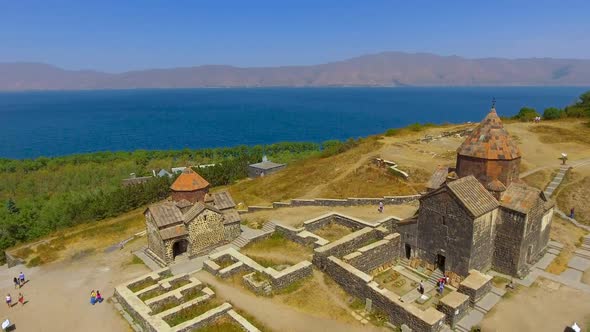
[1,0,589,72]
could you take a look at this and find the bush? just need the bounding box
[542,107,564,120]
[513,107,539,122]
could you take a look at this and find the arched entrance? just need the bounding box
[172,239,189,259]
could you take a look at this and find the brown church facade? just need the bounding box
[145,169,241,265]
[396,108,554,278]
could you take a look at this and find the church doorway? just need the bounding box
[172,239,189,259]
[405,244,412,259]
[436,254,446,271]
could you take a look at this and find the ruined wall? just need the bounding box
[267,261,313,290]
[437,292,470,328]
[416,191,475,276]
[456,155,520,188]
[187,210,225,256]
[323,256,444,332]
[312,227,386,269]
[343,234,400,273]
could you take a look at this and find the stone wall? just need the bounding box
[274,224,329,248]
[493,208,526,276]
[223,222,241,242]
[313,227,387,269]
[456,155,521,188]
[468,210,496,273]
[171,188,208,204]
[146,212,167,262]
[342,233,400,273]
[437,291,470,328]
[239,195,420,213]
[393,219,418,259]
[187,209,225,256]
[266,261,313,290]
[457,270,492,306]
[323,256,445,332]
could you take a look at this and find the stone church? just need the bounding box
[144,168,241,265]
[397,107,554,278]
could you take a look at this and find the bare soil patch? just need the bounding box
[546,215,587,274]
[521,168,557,191]
[555,172,590,226]
[241,233,313,265]
[314,222,355,242]
[480,278,590,331]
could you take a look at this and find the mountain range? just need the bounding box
[2,52,590,90]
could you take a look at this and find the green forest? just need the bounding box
[0,140,354,258]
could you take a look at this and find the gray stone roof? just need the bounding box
[148,202,184,228]
[500,182,547,214]
[447,175,499,217]
[248,161,285,170]
[212,191,236,210]
[159,225,188,240]
[175,199,193,209]
[222,210,241,224]
[426,166,449,190]
[183,202,221,222]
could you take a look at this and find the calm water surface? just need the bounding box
[0,87,587,159]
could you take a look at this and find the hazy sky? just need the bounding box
[2,0,589,72]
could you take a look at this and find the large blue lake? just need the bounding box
[0,87,587,159]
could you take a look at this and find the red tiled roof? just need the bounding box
[457,109,521,160]
[170,168,210,192]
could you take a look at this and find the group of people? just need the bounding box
[12,272,26,289]
[90,290,103,305]
[417,275,450,295]
[5,293,24,308]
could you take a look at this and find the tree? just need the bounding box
[514,107,539,122]
[578,90,590,106]
[542,107,564,120]
[6,198,19,214]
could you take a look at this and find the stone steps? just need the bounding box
[574,249,590,260]
[261,221,276,233]
[231,236,250,249]
[143,248,167,268]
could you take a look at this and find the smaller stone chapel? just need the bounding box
[145,168,241,264]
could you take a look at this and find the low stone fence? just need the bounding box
[274,224,328,248]
[240,195,420,213]
[342,233,400,273]
[113,268,261,332]
[437,291,470,328]
[205,248,312,295]
[303,213,376,232]
[457,269,492,306]
[312,227,388,270]
[323,256,445,332]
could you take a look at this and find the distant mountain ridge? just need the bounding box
[2,52,590,90]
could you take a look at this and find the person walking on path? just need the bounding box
[18,293,24,306]
[18,272,25,287]
[378,201,384,213]
[90,290,97,305]
[438,281,445,295]
[418,281,424,295]
[13,277,18,289]
[6,294,11,308]
[570,208,575,219]
[96,290,103,303]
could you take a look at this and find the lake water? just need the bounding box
[0,87,587,159]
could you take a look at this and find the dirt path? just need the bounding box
[480,278,590,331]
[195,271,386,332]
[0,240,149,332]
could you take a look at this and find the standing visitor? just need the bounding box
[570,208,575,219]
[438,281,445,295]
[13,277,18,289]
[96,290,103,303]
[18,293,24,306]
[18,272,25,287]
[5,294,11,308]
[418,281,424,295]
[90,290,97,305]
[378,201,384,213]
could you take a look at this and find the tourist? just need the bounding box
[18,293,24,306]
[445,275,450,285]
[90,290,97,305]
[96,290,103,303]
[378,201,384,213]
[18,272,25,287]
[418,281,424,295]
[438,282,444,295]
[5,294,11,308]
[570,207,575,219]
[13,277,18,289]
